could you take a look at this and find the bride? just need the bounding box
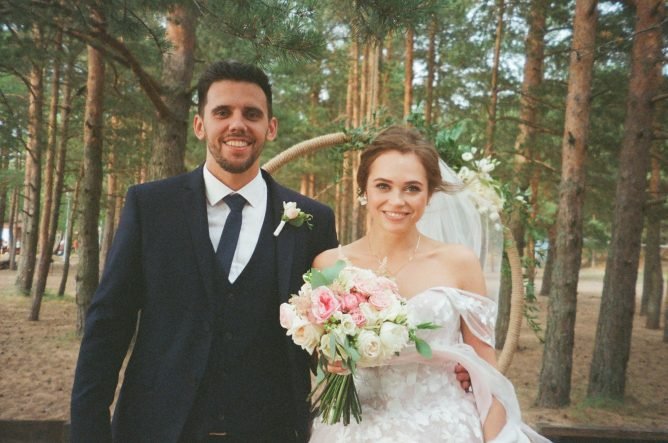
[309,126,549,442]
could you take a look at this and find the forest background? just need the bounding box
[0,0,666,434]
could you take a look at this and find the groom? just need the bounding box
[70,60,338,442]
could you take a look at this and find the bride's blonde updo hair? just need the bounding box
[356,125,460,197]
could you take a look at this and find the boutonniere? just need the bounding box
[273,201,313,237]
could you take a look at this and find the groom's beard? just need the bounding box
[207,140,263,174]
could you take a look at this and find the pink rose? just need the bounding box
[311,286,341,324]
[350,308,367,327]
[369,290,393,309]
[279,303,296,330]
[341,293,360,312]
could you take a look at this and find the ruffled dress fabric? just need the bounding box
[309,286,550,443]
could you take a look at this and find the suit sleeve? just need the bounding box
[70,186,145,442]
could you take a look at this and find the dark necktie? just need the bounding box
[216,193,247,276]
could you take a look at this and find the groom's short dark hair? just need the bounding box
[196,60,273,117]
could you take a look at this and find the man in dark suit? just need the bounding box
[70,60,338,442]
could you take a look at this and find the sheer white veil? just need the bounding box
[416,159,504,301]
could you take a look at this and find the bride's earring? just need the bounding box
[358,194,368,206]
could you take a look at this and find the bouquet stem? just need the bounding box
[310,372,362,425]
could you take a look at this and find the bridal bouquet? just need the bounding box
[279,260,437,425]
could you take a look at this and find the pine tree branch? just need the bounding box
[63,27,172,121]
[652,130,668,140]
[496,116,561,137]
[652,92,668,103]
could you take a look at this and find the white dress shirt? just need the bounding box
[203,166,267,283]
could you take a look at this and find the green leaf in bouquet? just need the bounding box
[310,260,346,288]
[414,338,433,359]
[415,322,441,330]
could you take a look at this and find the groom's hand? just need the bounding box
[455,363,472,392]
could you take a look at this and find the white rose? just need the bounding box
[461,152,474,161]
[377,295,405,322]
[379,322,409,355]
[319,333,337,361]
[283,201,300,219]
[289,319,322,354]
[359,303,381,327]
[338,313,358,336]
[357,330,383,364]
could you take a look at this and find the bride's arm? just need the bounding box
[455,247,507,442]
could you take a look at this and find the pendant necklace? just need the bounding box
[368,233,421,276]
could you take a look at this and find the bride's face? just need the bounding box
[365,151,429,233]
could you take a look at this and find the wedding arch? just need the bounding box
[263,133,525,374]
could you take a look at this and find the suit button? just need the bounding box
[224,332,233,341]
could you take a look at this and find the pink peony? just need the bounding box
[311,286,341,324]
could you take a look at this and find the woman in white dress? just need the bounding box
[310,126,549,443]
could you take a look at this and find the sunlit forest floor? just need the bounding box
[1,259,666,433]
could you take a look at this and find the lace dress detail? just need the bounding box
[310,287,549,443]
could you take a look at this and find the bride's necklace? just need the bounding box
[368,233,421,276]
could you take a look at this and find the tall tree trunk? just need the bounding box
[30,30,63,320]
[537,0,597,407]
[484,0,505,155]
[99,142,117,269]
[424,18,437,126]
[642,146,663,328]
[8,185,19,270]
[148,4,196,180]
[0,144,8,246]
[76,11,106,335]
[587,0,664,400]
[403,29,414,120]
[49,47,76,295]
[16,24,44,295]
[540,223,557,296]
[496,0,546,346]
[58,176,81,297]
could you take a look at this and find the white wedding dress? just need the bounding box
[310,286,550,443]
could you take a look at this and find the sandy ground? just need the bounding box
[1,259,667,433]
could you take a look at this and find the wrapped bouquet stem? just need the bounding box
[279,260,437,425]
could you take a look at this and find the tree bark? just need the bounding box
[403,28,414,120]
[50,47,76,295]
[8,185,19,270]
[484,0,505,155]
[30,30,63,320]
[424,17,437,126]
[148,3,196,180]
[537,0,597,408]
[58,174,81,297]
[16,24,45,295]
[76,9,106,335]
[540,223,557,296]
[588,0,664,400]
[99,141,117,270]
[497,0,547,344]
[641,144,663,327]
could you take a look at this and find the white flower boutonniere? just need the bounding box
[273,201,314,237]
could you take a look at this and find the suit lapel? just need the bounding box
[182,167,217,306]
[263,170,299,301]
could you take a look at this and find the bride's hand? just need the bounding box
[327,360,351,375]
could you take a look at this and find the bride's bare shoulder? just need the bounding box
[426,239,479,265]
[313,239,367,269]
[312,247,340,269]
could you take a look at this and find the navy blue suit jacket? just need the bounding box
[70,167,338,442]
